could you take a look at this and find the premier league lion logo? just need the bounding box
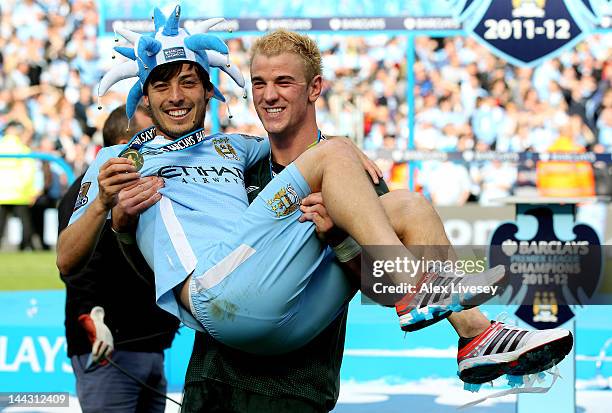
[489,205,602,329]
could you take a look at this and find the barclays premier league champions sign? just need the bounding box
[454,0,605,67]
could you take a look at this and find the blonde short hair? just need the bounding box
[250,30,322,83]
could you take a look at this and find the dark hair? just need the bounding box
[143,61,213,95]
[102,105,130,147]
[102,104,148,147]
[5,120,24,132]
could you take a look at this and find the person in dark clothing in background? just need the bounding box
[57,104,179,413]
[31,160,64,250]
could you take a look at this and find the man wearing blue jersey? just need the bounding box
[59,6,486,354]
[59,60,421,354]
[57,7,572,395]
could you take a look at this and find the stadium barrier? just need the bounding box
[0,153,76,185]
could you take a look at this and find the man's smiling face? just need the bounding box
[143,63,213,140]
[250,52,313,138]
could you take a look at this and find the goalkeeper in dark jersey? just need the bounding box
[55,7,571,408]
[104,28,572,412]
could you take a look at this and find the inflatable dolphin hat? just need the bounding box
[97,5,244,119]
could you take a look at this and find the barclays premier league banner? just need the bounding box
[100,0,456,20]
[101,0,611,68]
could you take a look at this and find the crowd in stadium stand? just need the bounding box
[0,1,611,249]
[411,35,612,204]
[0,0,104,249]
[219,34,612,204]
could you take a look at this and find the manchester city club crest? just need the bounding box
[213,137,240,160]
[451,0,606,67]
[266,184,301,218]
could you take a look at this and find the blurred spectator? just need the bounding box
[597,89,612,149]
[0,1,610,214]
[74,85,97,137]
[513,159,539,198]
[1,0,101,174]
[421,161,471,206]
[30,161,56,250]
[0,122,39,250]
[472,96,505,148]
[536,130,595,198]
[30,137,67,250]
[472,161,517,206]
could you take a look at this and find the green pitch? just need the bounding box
[0,251,62,290]
[0,251,611,295]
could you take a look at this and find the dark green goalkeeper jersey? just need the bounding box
[184,155,389,410]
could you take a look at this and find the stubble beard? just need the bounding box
[152,103,207,140]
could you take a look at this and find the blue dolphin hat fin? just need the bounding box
[126,83,144,120]
[163,5,181,36]
[184,34,229,55]
[114,46,136,60]
[213,85,225,102]
[153,7,167,32]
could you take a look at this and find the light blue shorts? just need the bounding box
[189,163,355,354]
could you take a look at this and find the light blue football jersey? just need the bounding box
[69,132,270,327]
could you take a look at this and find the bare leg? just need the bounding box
[379,190,490,338]
[295,143,500,312]
[294,139,404,248]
